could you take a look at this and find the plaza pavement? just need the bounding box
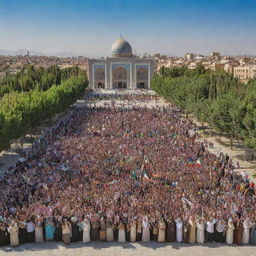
[0,241,255,256]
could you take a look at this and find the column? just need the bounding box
[109,62,112,89]
[133,61,136,89]
[129,62,132,89]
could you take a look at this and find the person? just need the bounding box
[188,216,196,244]
[158,219,166,242]
[35,218,44,243]
[45,217,55,241]
[183,219,190,243]
[250,221,256,244]
[196,218,205,244]
[130,219,137,242]
[62,219,71,244]
[71,217,80,242]
[234,217,243,245]
[82,218,91,243]
[78,219,83,242]
[205,217,217,243]
[113,215,119,241]
[226,218,234,245]
[0,222,8,246]
[152,221,158,241]
[242,218,252,244]
[142,217,150,242]
[26,219,35,243]
[126,221,131,242]
[8,221,19,247]
[136,220,142,242]
[166,218,176,242]
[91,218,100,241]
[106,218,114,242]
[176,218,183,243]
[118,220,126,242]
[99,217,106,241]
[54,216,62,242]
[215,219,226,243]
[18,221,27,245]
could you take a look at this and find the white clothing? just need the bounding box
[196,221,205,244]
[216,220,226,233]
[226,224,234,245]
[242,221,252,244]
[142,226,150,242]
[142,220,150,242]
[176,221,183,242]
[82,222,91,243]
[26,222,35,233]
[206,220,217,233]
[118,229,126,242]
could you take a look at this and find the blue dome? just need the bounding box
[111,37,133,57]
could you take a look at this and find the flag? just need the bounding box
[143,172,150,180]
[195,159,202,167]
[142,170,150,180]
[131,170,137,180]
[187,157,195,165]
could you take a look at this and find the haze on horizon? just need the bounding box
[0,0,256,57]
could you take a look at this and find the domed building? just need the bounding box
[111,37,133,58]
[88,37,154,90]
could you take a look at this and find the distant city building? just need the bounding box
[233,66,256,82]
[88,37,154,90]
[210,52,221,59]
[1,47,256,84]
[224,63,234,73]
[185,53,195,60]
[208,63,225,71]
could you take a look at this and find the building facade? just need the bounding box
[88,37,154,90]
[233,66,256,82]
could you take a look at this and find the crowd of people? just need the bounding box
[0,93,256,247]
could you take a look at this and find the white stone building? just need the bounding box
[233,65,256,82]
[88,37,154,90]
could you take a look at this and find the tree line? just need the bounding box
[0,66,88,151]
[0,65,86,97]
[152,65,256,149]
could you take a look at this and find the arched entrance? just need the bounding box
[112,64,130,89]
[138,82,145,89]
[136,66,148,89]
[94,66,105,89]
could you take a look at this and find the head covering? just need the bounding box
[71,216,78,222]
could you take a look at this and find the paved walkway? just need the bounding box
[0,242,255,256]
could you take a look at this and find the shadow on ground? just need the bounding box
[2,241,254,253]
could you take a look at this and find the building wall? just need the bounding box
[233,66,256,82]
[88,57,154,90]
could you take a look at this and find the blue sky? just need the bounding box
[0,0,256,56]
